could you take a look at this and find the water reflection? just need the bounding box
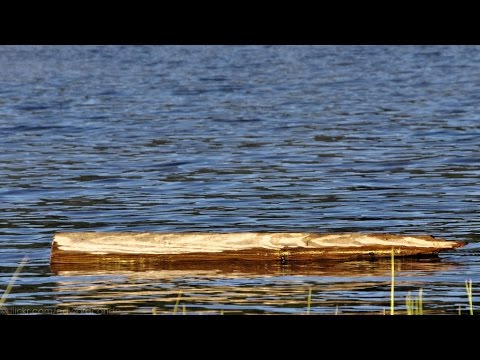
[51,257,462,314]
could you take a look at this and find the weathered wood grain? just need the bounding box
[50,232,465,265]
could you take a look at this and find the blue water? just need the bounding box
[1,45,479,314]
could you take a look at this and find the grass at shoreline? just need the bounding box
[0,256,28,307]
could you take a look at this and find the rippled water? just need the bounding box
[1,45,479,315]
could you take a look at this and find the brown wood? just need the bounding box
[50,232,465,265]
[50,256,460,275]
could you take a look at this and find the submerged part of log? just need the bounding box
[50,257,460,276]
[50,232,465,265]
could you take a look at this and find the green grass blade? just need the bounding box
[465,280,473,315]
[0,256,28,306]
[306,287,312,315]
[390,248,395,315]
[406,291,411,315]
[406,289,423,315]
[418,288,423,315]
[173,291,183,315]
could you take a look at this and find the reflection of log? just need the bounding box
[51,258,460,314]
[51,257,459,277]
[51,232,465,265]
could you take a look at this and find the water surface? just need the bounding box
[1,45,479,314]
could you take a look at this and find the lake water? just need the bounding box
[1,45,479,315]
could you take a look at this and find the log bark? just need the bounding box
[50,232,465,265]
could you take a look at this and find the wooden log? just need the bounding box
[50,232,465,265]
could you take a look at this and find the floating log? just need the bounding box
[50,232,465,265]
